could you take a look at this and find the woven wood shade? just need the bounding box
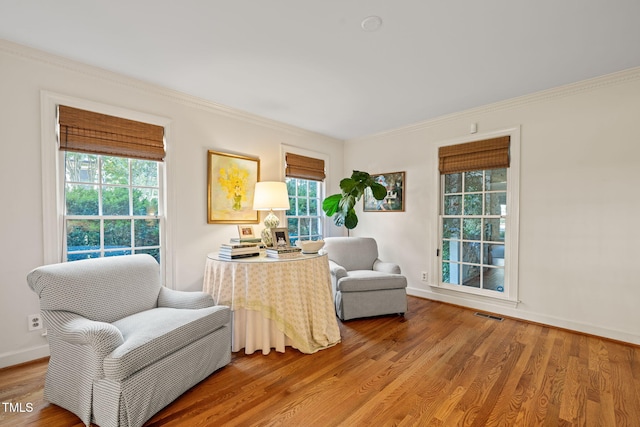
[58,105,165,161]
[439,136,510,174]
[285,152,325,181]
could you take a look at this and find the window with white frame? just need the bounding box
[437,133,519,301]
[63,152,162,262]
[58,105,165,263]
[284,152,325,245]
[286,178,323,244]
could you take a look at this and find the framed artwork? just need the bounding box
[363,171,405,212]
[237,225,255,239]
[207,150,260,224]
[271,227,290,247]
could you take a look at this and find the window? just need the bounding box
[286,178,323,244]
[57,105,165,263]
[284,152,325,245]
[441,168,506,292]
[437,133,519,301]
[64,152,162,262]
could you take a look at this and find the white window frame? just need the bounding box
[280,144,328,243]
[431,127,521,304]
[40,91,175,287]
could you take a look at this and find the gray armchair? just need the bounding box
[27,254,231,427]
[323,237,407,320]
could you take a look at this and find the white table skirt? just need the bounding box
[203,253,341,355]
[232,308,294,354]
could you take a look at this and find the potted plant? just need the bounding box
[322,171,387,230]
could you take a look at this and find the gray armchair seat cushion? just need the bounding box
[105,305,230,380]
[336,270,407,292]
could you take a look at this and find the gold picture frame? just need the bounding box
[207,150,260,224]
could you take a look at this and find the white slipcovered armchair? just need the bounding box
[27,254,231,427]
[323,237,407,320]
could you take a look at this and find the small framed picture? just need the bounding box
[237,225,255,239]
[271,227,290,248]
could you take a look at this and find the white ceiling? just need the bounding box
[2,1,640,140]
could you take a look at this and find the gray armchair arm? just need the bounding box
[327,260,348,280]
[373,259,401,274]
[42,310,124,357]
[158,287,215,309]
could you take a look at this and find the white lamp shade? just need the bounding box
[252,181,290,211]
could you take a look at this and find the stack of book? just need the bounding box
[265,246,302,259]
[218,243,260,260]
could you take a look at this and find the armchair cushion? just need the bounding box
[337,270,407,293]
[105,305,230,380]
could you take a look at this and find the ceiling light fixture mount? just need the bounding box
[361,15,383,32]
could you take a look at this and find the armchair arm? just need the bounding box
[373,259,401,274]
[42,310,124,357]
[158,287,215,309]
[328,260,348,281]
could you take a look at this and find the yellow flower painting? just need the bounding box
[207,150,260,224]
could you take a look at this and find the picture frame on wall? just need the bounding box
[207,150,260,224]
[363,171,405,212]
[271,227,290,247]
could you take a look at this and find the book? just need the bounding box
[230,237,263,244]
[219,247,260,255]
[217,251,259,260]
[221,243,259,249]
[265,246,302,258]
[265,246,302,254]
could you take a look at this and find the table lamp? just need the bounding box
[253,181,290,247]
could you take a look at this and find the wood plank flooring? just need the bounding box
[1,297,639,426]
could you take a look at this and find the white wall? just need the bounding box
[0,40,344,368]
[344,67,640,345]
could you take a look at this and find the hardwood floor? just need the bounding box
[1,297,639,426]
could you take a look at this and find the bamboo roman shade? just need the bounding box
[439,136,510,174]
[58,105,165,161]
[285,152,326,181]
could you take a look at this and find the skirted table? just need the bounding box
[203,252,341,355]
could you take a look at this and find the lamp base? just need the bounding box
[261,210,280,247]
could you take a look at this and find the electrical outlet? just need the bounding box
[421,271,428,282]
[28,314,43,331]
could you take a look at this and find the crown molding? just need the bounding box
[348,65,640,143]
[0,38,338,141]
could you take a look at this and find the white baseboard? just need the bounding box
[407,287,640,346]
[0,345,50,369]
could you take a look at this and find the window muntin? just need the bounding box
[286,177,323,245]
[64,151,161,262]
[441,168,507,293]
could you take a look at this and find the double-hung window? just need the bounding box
[437,133,520,301]
[58,105,165,263]
[284,152,325,245]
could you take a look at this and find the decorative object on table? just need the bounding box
[295,239,325,254]
[253,181,290,247]
[265,245,302,259]
[363,171,405,212]
[322,170,387,230]
[207,150,260,224]
[270,227,290,248]
[237,225,255,239]
[218,243,260,259]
